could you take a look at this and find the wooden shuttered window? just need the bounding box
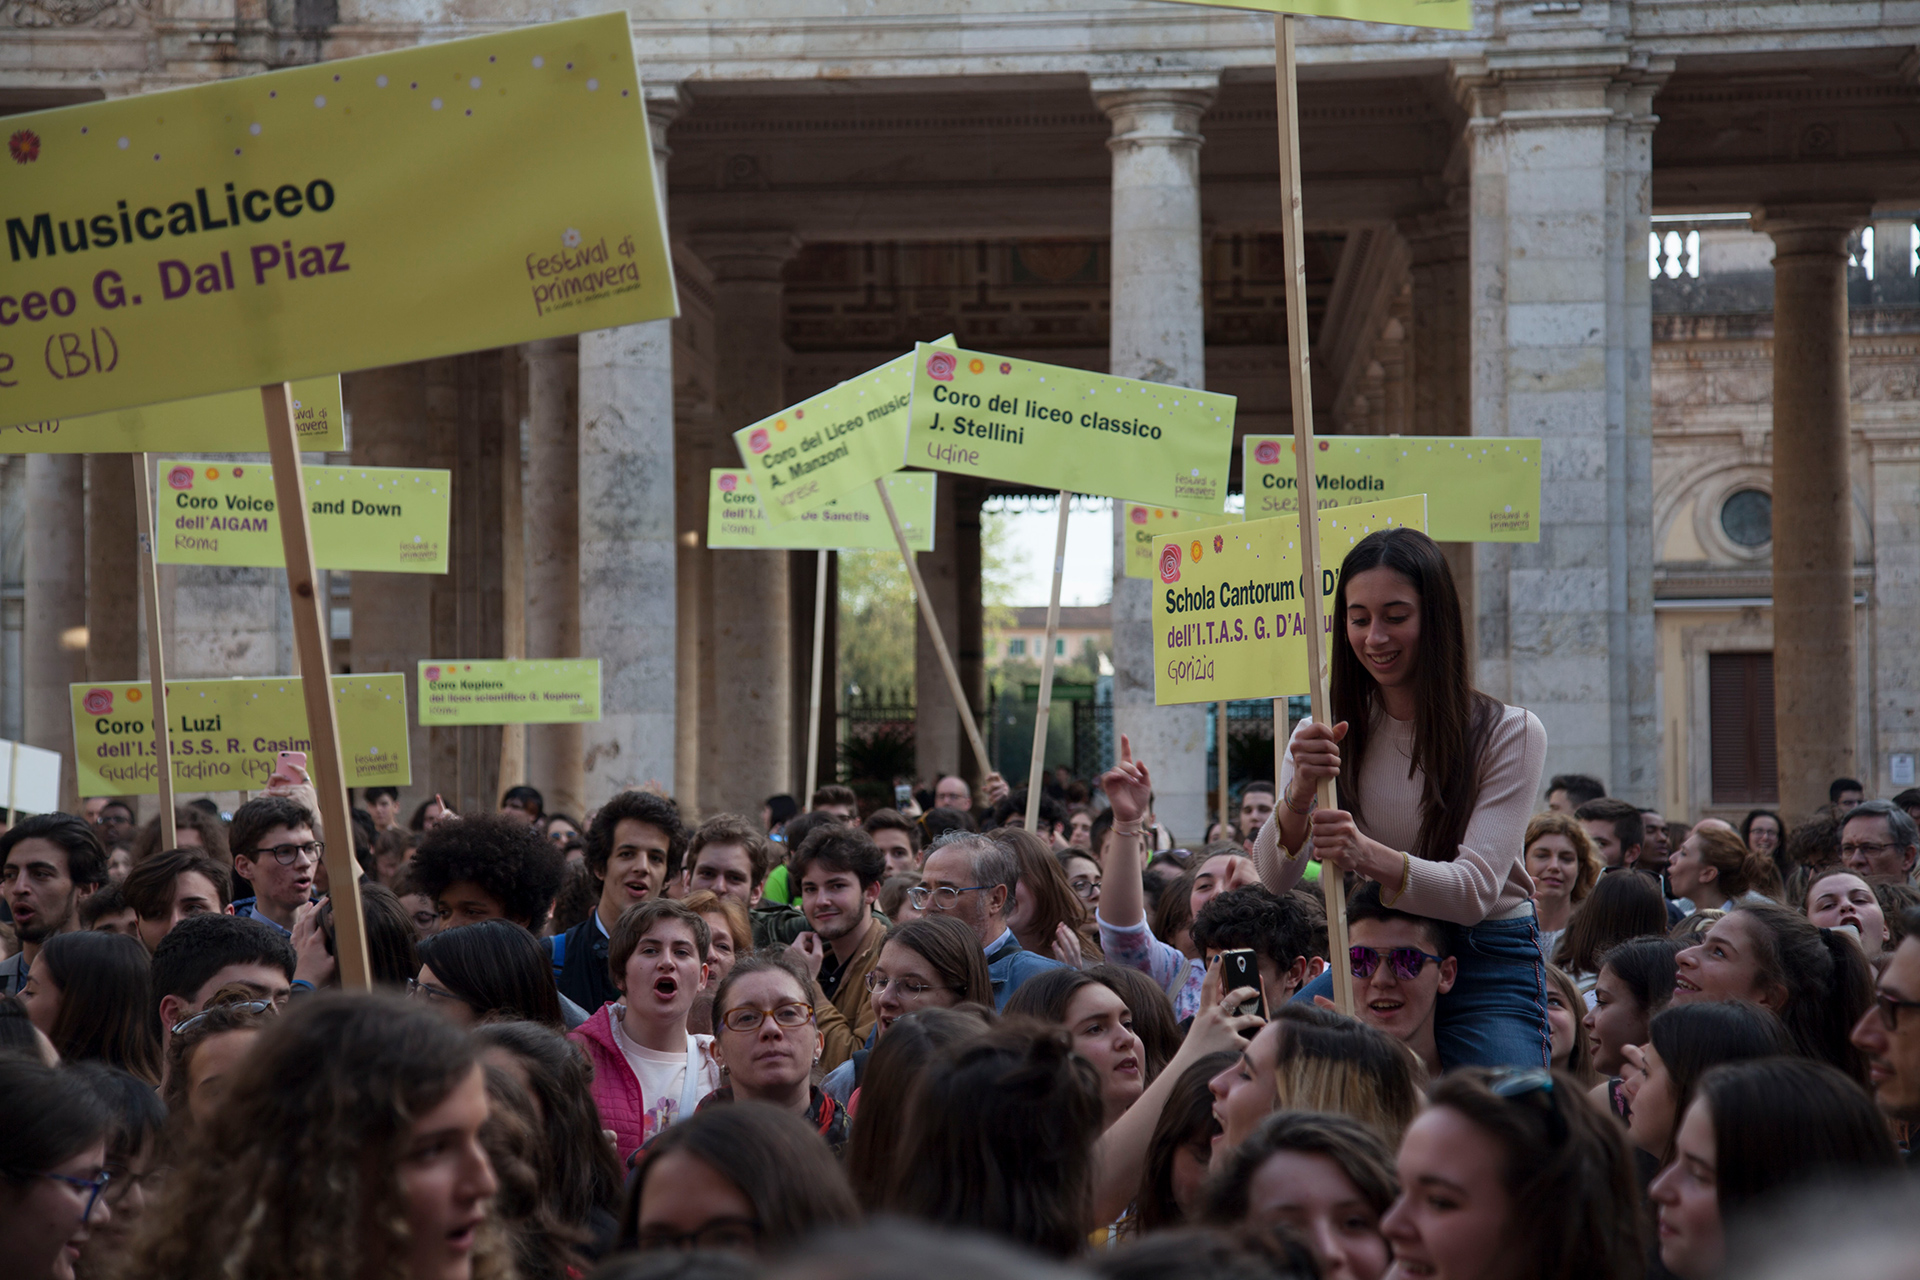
[1709,652,1779,805]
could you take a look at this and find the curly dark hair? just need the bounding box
[586,790,688,881]
[410,813,565,931]
[1190,887,1314,977]
[129,993,511,1280]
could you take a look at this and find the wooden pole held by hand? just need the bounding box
[1276,15,1353,1017]
[261,383,373,992]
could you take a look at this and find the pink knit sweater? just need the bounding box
[1253,704,1548,926]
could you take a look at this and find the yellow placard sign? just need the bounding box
[154,459,450,572]
[1242,435,1540,542]
[69,673,410,795]
[0,13,674,426]
[732,336,955,524]
[1153,496,1428,704]
[707,469,935,552]
[906,343,1236,509]
[1151,0,1471,31]
[417,660,600,726]
[1123,503,1243,580]
[0,375,343,452]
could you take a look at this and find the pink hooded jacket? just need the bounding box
[569,1004,649,1164]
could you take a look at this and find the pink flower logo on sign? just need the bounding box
[1254,441,1281,466]
[424,666,442,683]
[1130,507,1148,525]
[1159,544,1182,584]
[926,353,957,382]
[719,475,738,492]
[1213,535,1224,554]
[167,466,195,491]
[83,688,113,716]
[749,429,771,455]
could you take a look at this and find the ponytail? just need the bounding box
[1694,826,1780,900]
[1732,901,1874,1084]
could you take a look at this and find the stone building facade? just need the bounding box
[2,1,1917,833]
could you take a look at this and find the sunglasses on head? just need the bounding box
[1489,1067,1569,1145]
[1348,944,1445,981]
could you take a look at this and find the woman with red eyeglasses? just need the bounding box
[1247,527,1551,1070]
[696,953,848,1152]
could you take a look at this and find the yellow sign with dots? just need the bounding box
[1152,496,1428,704]
[0,13,673,426]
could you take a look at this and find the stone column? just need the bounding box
[85,455,140,686]
[522,337,583,817]
[25,456,86,809]
[1402,209,1474,628]
[915,474,963,786]
[1457,57,1666,802]
[689,229,799,815]
[1094,72,1217,843]
[577,87,684,808]
[1758,206,1867,821]
[346,363,449,810]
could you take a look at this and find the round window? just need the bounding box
[1720,489,1772,548]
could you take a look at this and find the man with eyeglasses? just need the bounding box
[1852,905,1920,1146]
[1343,881,1457,1074]
[915,832,1063,1009]
[228,795,322,935]
[1839,800,1919,885]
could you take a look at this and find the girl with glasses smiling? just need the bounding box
[0,1057,114,1280]
[821,917,993,1109]
[696,954,848,1151]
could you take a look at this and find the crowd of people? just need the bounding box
[5,525,1920,1280]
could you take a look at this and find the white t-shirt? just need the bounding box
[609,1007,720,1146]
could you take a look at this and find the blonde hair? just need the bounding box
[681,889,752,957]
[1525,811,1603,904]
[1270,1005,1424,1148]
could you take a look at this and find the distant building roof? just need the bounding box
[1009,604,1111,630]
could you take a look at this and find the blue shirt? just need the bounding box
[985,930,1065,1010]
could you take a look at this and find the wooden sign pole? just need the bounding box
[261,383,373,992]
[875,478,994,780]
[1024,491,1072,831]
[804,548,830,804]
[1275,14,1353,1016]
[131,455,178,851]
[1218,700,1231,839]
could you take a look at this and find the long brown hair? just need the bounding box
[130,992,511,1280]
[1330,528,1501,864]
[990,826,1099,959]
[38,930,161,1085]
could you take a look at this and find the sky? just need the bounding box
[992,497,1115,609]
